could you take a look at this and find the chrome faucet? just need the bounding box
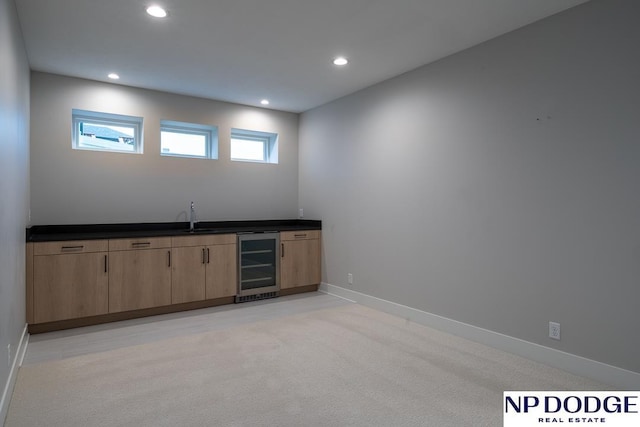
[189,201,197,231]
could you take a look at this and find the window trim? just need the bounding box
[160,120,218,159]
[72,109,143,154]
[230,128,278,164]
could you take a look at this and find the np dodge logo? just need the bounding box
[504,391,640,426]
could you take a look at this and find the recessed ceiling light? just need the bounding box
[260,99,270,105]
[108,73,120,80]
[333,57,348,66]
[146,5,167,18]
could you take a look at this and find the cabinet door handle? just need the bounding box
[281,243,284,258]
[61,245,84,252]
[168,250,171,267]
[131,242,151,248]
[207,248,210,264]
[104,255,108,273]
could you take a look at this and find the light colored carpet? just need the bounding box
[6,304,608,426]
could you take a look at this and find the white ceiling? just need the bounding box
[15,0,589,113]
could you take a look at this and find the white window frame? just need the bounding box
[230,128,278,164]
[160,120,218,159]
[72,109,143,154]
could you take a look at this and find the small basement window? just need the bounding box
[72,109,143,154]
[230,128,278,163]
[160,120,218,159]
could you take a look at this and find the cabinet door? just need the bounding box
[33,252,108,323]
[109,249,172,313]
[172,246,206,304]
[281,238,321,289]
[206,244,237,299]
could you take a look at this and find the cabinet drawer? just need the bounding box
[34,240,108,255]
[280,230,321,241]
[172,233,236,247]
[109,237,172,251]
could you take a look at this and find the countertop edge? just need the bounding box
[27,219,322,242]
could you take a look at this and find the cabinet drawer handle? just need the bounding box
[61,245,84,252]
[294,234,307,238]
[131,242,151,248]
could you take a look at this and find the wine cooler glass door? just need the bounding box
[238,233,280,297]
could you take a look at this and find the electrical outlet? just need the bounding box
[347,273,353,285]
[549,322,561,340]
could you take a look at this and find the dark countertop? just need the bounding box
[27,219,321,242]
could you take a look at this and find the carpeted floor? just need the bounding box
[6,304,609,426]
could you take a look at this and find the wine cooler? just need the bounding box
[236,232,280,302]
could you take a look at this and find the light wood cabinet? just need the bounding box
[32,240,109,323]
[170,246,206,303]
[108,237,172,313]
[171,234,237,303]
[27,228,319,329]
[280,230,321,290]
[206,242,237,299]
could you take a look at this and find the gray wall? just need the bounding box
[299,0,640,374]
[0,0,30,410]
[30,72,299,225]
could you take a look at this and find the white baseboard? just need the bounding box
[319,283,640,390]
[1,324,28,426]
